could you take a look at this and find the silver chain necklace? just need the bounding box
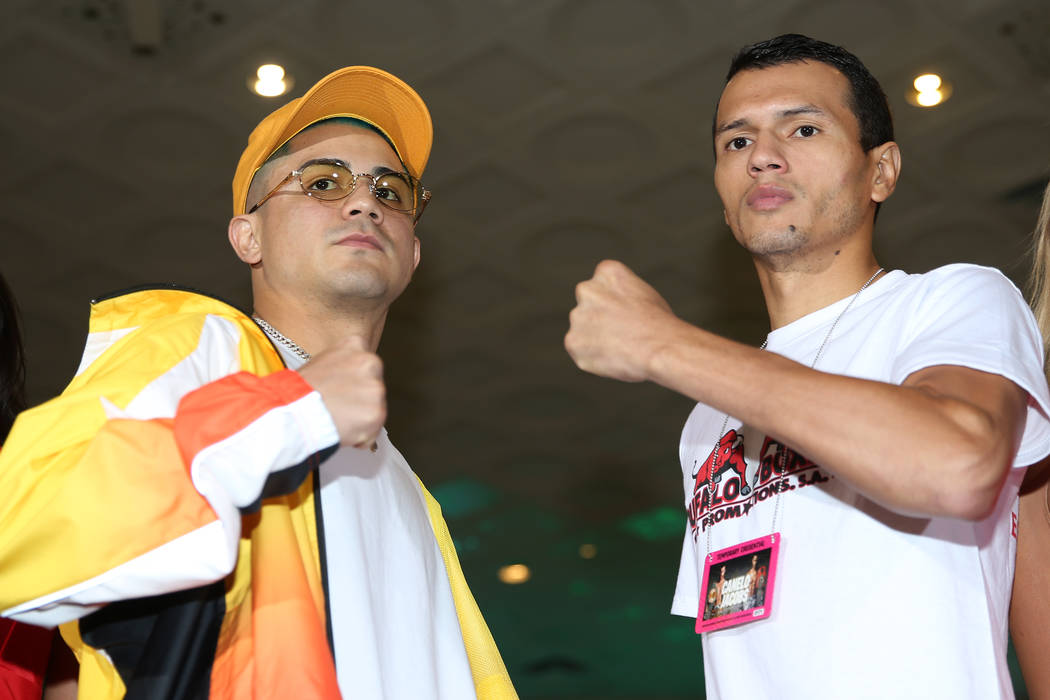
[253,316,311,361]
[704,267,884,560]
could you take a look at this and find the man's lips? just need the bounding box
[335,232,383,250]
[746,185,794,211]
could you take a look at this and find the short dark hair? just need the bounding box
[720,34,894,152]
[0,270,26,442]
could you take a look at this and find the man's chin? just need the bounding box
[328,273,413,307]
[312,266,376,295]
[736,221,807,253]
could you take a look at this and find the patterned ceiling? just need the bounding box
[1,0,1048,696]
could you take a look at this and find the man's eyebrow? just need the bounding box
[715,118,749,137]
[295,157,349,170]
[780,104,826,119]
[296,158,405,176]
[714,105,828,137]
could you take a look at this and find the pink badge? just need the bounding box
[696,533,780,633]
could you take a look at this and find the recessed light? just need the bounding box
[251,64,291,97]
[908,72,951,108]
[913,73,941,92]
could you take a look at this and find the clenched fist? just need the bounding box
[565,259,681,382]
[298,335,386,449]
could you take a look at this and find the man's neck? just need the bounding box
[755,252,882,330]
[252,296,388,356]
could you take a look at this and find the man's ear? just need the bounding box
[228,216,262,265]
[412,236,421,272]
[871,142,902,204]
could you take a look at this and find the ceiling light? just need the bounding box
[579,544,597,559]
[252,64,290,97]
[913,73,941,92]
[916,90,944,107]
[498,564,531,584]
[908,72,951,108]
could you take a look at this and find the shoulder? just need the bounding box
[888,263,1037,340]
[904,263,1023,301]
[76,288,268,381]
[885,263,1045,393]
[882,264,1030,327]
[89,287,251,334]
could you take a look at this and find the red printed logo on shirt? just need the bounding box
[687,431,827,540]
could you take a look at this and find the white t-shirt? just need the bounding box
[278,346,477,699]
[672,264,1050,699]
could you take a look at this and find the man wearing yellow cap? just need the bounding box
[0,67,516,699]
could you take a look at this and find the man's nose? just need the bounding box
[340,178,383,220]
[747,138,786,175]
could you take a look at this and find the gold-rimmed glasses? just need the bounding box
[248,158,431,221]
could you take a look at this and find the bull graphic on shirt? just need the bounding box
[692,429,751,498]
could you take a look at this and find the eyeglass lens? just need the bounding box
[299,162,417,213]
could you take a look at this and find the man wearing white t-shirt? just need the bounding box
[565,34,1050,698]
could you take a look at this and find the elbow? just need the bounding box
[941,480,1003,521]
[900,377,1028,521]
[936,428,1014,521]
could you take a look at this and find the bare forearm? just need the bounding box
[565,260,1026,518]
[647,320,1023,519]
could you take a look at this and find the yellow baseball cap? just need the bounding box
[232,65,432,215]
